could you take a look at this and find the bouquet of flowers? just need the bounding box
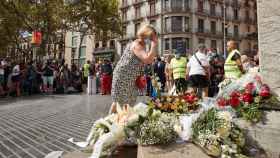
[133,109,179,145]
[216,73,279,123]
[192,108,248,158]
[148,92,200,114]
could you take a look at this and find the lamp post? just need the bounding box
[223,0,227,59]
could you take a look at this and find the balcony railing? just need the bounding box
[163,6,191,14]
[195,8,209,16]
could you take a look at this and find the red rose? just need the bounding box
[230,91,241,98]
[217,98,228,107]
[183,94,197,104]
[229,97,240,108]
[245,82,255,93]
[242,92,254,103]
[260,85,270,98]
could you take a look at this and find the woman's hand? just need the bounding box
[151,32,158,46]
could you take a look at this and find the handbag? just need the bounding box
[194,53,210,80]
[136,75,146,89]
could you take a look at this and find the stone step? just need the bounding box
[137,143,211,158]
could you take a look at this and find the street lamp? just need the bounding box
[223,0,227,59]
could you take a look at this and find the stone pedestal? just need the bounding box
[137,143,211,158]
[257,0,280,96]
[235,111,280,158]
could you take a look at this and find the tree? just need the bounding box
[0,0,121,60]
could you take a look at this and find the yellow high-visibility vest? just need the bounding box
[171,57,187,79]
[224,50,242,79]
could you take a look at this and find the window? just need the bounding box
[150,2,156,16]
[184,0,189,9]
[221,5,224,16]
[109,40,115,48]
[198,19,204,33]
[122,25,127,37]
[185,17,190,32]
[172,38,186,54]
[79,47,86,58]
[210,4,216,16]
[150,20,156,26]
[171,0,183,11]
[197,0,204,12]
[185,38,190,49]
[95,42,99,49]
[72,36,78,47]
[164,0,170,11]
[222,23,228,36]
[122,0,128,6]
[245,10,250,20]
[164,17,171,32]
[164,38,170,50]
[234,25,239,37]
[198,38,205,44]
[122,10,127,21]
[71,48,76,58]
[135,23,141,36]
[211,40,217,49]
[135,6,141,19]
[171,16,183,32]
[234,9,238,20]
[247,26,250,32]
[211,21,216,34]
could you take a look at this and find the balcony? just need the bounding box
[163,6,191,14]
[230,1,241,8]
[209,11,222,19]
[195,8,209,17]
[120,2,129,10]
[133,0,144,6]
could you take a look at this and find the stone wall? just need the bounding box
[257,0,280,96]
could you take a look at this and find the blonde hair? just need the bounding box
[137,24,156,39]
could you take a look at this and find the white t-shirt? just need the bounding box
[12,65,20,76]
[187,51,209,76]
[0,61,6,75]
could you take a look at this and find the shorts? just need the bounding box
[43,76,54,85]
[189,75,209,88]
[12,75,21,83]
[0,75,4,85]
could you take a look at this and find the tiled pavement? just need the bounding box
[0,94,113,158]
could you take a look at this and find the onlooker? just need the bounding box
[42,60,55,94]
[164,55,173,93]
[70,64,82,92]
[11,64,21,97]
[87,61,96,95]
[208,49,224,97]
[144,64,153,96]
[170,51,188,94]
[101,59,113,95]
[95,60,102,94]
[187,44,210,98]
[82,60,91,84]
[224,40,245,80]
[25,61,37,95]
[0,59,6,96]
[154,57,166,92]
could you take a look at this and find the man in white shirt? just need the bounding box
[186,44,210,98]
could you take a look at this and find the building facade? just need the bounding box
[119,0,258,56]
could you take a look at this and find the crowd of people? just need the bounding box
[0,58,114,98]
[0,41,259,99]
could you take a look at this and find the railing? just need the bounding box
[163,6,191,14]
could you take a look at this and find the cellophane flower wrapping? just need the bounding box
[192,108,248,158]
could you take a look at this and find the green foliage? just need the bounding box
[0,0,121,57]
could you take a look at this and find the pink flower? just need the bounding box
[245,82,255,94]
